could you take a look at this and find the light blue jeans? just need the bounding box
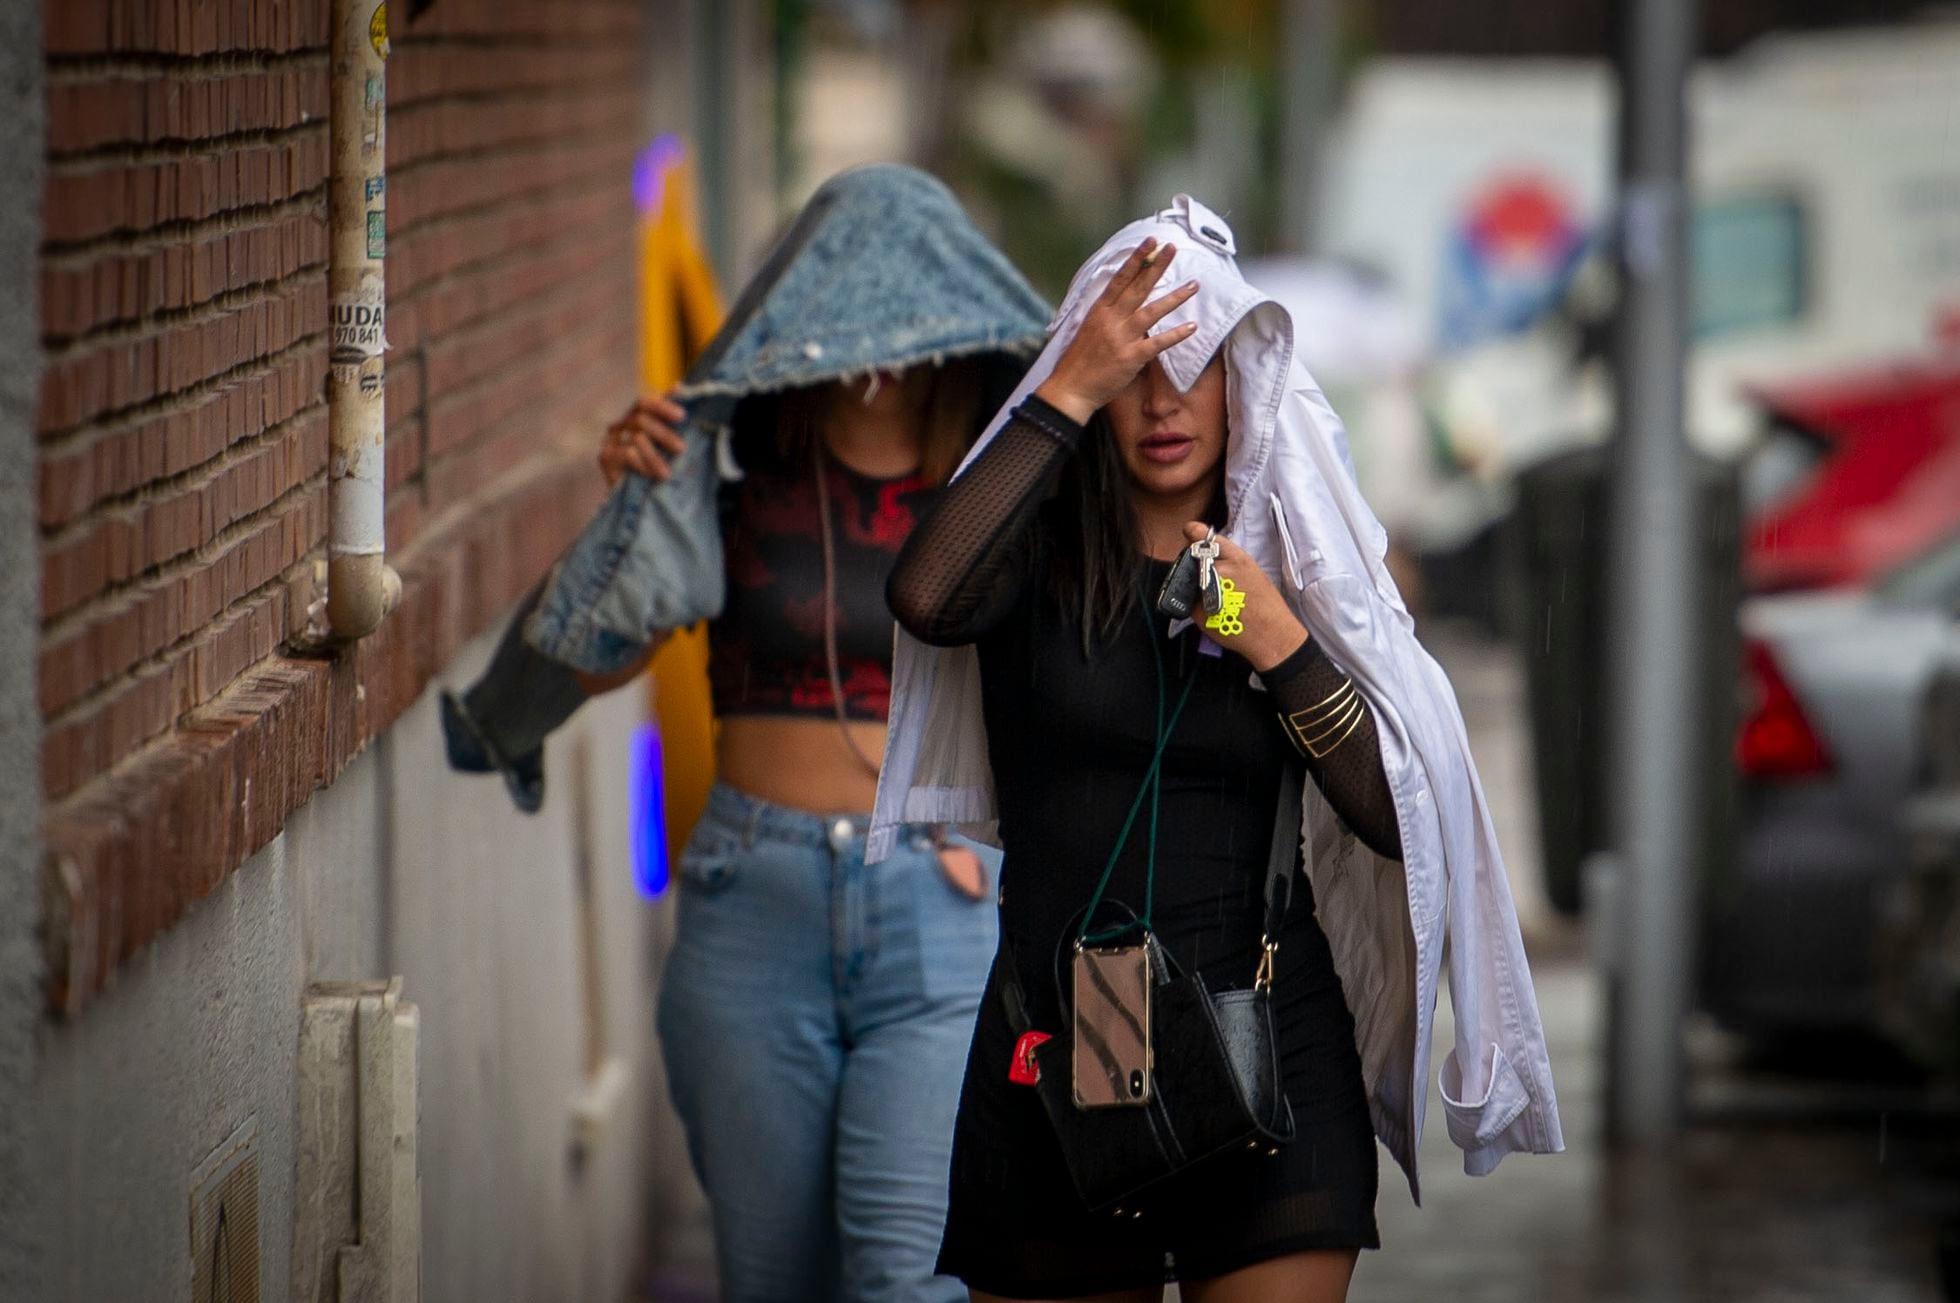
[656,783,1000,1302]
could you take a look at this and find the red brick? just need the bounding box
[42,663,170,801]
[40,430,327,625]
[388,183,623,303]
[40,437,328,713]
[421,340,629,523]
[399,0,639,41]
[42,132,328,246]
[43,652,334,1013]
[39,349,329,529]
[43,0,113,55]
[41,211,327,342]
[46,66,331,154]
[388,133,634,236]
[38,275,327,438]
[387,41,638,106]
[383,492,428,558]
[46,0,330,59]
[38,0,649,1011]
[419,287,631,458]
[385,86,640,172]
[417,260,615,397]
[40,495,322,793]
[41,449,606,1007]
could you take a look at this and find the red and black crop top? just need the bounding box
[709,423,938,722]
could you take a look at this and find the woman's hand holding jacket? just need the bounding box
[597,392,689,488]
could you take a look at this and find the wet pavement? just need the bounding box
[1355,956,1958,1303]
[1354,629,1958,1302]
[641,629,1960,1301]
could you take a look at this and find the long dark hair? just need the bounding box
[1041,412,1227,657]
[741,352,1025,486]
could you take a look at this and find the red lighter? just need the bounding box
[1008,1031,1052,1086]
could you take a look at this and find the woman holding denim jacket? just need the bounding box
[588,166,1050,1302]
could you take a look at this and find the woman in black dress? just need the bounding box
[887,234,1406,1302]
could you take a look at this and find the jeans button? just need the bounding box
[829,818,854,850]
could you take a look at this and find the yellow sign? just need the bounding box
[638,141,724,866]
[369,3,389,59]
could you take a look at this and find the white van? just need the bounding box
[1314,22,1960,515]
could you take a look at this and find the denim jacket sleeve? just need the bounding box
[524,406,729,676]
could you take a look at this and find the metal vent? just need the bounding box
[190,1120,262,1303]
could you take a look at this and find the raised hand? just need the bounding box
[597,392,689,488]
[1036,239,1199,424]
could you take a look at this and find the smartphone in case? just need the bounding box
[1072,943,1153,1108]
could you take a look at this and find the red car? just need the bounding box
[1742,358,1960,593]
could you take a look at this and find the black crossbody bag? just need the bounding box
[996,574,1303,1214]
[1000,770,1303,1214]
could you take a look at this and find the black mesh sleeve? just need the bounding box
[886,394,1083,646]
[1264,638,1403,860]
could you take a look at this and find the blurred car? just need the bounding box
[1875,616,1960,1073]
[1702,527,1960,1036]
[1741,359,1960,594]
[1874,607,1960,1303]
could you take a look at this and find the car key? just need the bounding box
[1155,545,1203,620]
[1194,533,1224,615]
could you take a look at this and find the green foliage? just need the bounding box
[931,0,1318,275]
[774,0,812,205]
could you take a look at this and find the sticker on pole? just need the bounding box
[331,276,388,372]
[369,3,390,59]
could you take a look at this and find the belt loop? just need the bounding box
[741,800,762,850]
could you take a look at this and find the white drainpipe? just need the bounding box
[325,0,401,640]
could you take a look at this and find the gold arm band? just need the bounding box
[1285,679,1357,733]
[1280,712,1311,758]
[1281,695,1361,758]
[1303,698,1368,758]
[1282,693,1365,758]
[1295,689,1359,741]
[1297,696,1363,751]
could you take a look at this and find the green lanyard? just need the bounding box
[1079,590,1201,946]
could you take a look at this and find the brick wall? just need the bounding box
[37,0,646,1011]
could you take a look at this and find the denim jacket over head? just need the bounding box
[871,195,1564,1200]
[525,163,1051,674]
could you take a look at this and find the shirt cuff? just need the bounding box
[1015,393,1086,449]
[1259,634,1327,689]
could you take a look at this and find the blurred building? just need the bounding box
[0,2,774,1300]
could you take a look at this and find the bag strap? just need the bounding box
[1255,759,1305,991]
[1078,592,1200,945]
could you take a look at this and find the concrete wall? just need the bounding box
[28,628,685,1303]
[0,2,44,1299]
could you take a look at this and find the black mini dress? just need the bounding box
[886,397,1404,1296]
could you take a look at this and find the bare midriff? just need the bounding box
[714,715,888,816]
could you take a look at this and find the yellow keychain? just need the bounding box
[1203,578,1246,637]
